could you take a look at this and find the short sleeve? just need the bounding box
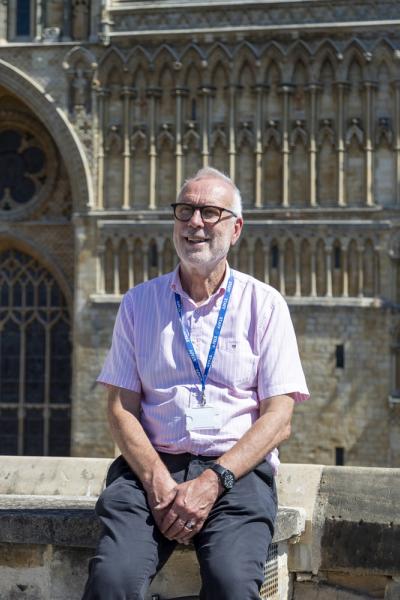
[97,292,142,393]
[257,294,309,403]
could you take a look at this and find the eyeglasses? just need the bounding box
[171,203,238,224]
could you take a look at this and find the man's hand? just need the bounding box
[143,472,178,530]
[157,469,221,544]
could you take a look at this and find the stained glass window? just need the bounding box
[0,249,71,456]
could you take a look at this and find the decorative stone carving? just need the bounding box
[237,121,254,149]
[71,68,91,113]
[290,120,308,147]
[375,117,393,146]
[130,125,148,152]
[345,117,364,147]
[264,120,281,148]
[105,125,122,155]
[157,123,175,151]
[317,119,336,147]
[183,121,200,151]
[211,123,227,149]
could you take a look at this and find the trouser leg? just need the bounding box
[82,456,176,600]
[194,460,277,600]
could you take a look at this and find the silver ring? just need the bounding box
[185,519,195,530]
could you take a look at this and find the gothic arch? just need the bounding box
[126,45,152,74]
[0,59,92,210]
[0,235,72,310]
[97,46,126,85]
[0,246,72,456]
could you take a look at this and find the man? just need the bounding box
[83,167,309,600]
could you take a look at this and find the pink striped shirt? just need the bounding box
[98,265,309,472]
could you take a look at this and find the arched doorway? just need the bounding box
[0,248,71,455]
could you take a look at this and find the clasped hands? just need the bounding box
[148,470,221,545]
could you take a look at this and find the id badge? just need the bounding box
[186,406,221,431]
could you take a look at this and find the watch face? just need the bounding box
[222,470,235,490]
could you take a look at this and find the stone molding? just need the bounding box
[108,1,400,38]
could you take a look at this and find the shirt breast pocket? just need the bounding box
[211,339,257,389]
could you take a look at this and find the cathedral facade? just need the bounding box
[0,0,400,466]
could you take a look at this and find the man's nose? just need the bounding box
[188,208,204,227]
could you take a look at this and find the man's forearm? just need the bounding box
[107,387,176,501]
[214,394,294,480]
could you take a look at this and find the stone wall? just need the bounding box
[0,457,399,599]
[0,1,400,466]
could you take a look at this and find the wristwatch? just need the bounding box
[208,463,236,491]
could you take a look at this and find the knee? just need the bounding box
[83,555,147,600]
[201,561,262,600]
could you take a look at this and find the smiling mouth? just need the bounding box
[185,237,209,244]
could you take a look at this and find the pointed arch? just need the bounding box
[0,59,92,210]
[97,46,125,85]
[0,247,72,456]
[180,42,207,64]
[126,45,152,74]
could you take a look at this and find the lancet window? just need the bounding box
[0,249,71,456]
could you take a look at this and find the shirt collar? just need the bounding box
[170,262,231,303]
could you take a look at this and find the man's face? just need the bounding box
[173,177,243,272]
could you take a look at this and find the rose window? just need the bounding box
[0,129,47,211]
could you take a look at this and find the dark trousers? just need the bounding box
[82,453,277,600]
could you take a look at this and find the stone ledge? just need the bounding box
[0,494,305,547]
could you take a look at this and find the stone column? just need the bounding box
[278,85,293,207]
[358,243,364,298]
[143,240,149,282]
[342,243,349,298]
[113,239,120,295]
[128,239,135,289]
[310,245,317,297]
[227,84,239,181]
[374,245,380,297]
[0,1,8,42]
[295,242,301,296]
[392,81,400,205]
[263,241,270,284]
[122,86,136,210]
[156,237,164,277]
[364,82,376,207]
[306,84,320,207]
[253,84,266,208]
[95,87,107,210]
[199,86,214,167]
[174,88,188,195]
[34,0,43,41]
[335,82,348,207]
[325,243,333,297]
[147,88,162,210]
[279,240,286,295]
[98,245,105,294]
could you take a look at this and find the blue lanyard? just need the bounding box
[174,274,234,405]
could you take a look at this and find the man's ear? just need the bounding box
[231,217,244,246]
